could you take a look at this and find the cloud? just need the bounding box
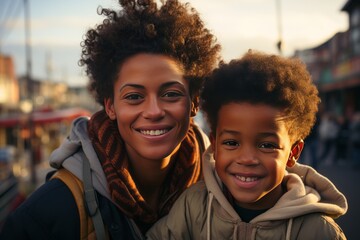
[193,0,348,58]
[1,0,348,87]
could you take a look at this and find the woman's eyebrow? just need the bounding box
[119,83,145,92]
[160,81,186,89]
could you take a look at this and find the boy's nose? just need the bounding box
[235,147,259,165]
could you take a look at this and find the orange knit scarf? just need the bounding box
[88,110,202,233]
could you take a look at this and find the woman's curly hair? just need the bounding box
[79,0,221,107]
[200,50,320,142]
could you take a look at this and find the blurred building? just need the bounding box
[0,55,19,113]
[17,76,99,112]
[0,51,99,185]
[294,0,360,119]
[0,60,97,148]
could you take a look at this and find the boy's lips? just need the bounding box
[232,173,261,189]
[234,175,259,182]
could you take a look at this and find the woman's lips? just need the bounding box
[139,129,170,136]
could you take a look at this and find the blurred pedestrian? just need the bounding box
[318,112,339,166]
[300,113,320,169]
[348,112,360,168]
[194,110,210,136]
[335,115,350,164]
[0,0,221,239]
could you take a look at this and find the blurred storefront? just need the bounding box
[0,50,98,187]
[0,107,91,181]
[0,55,19,113]
[294,0,360,119]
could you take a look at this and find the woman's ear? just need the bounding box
[104,98,116,120]
[287,140,304,167]
[190,98,199,117]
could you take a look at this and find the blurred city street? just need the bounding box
[316,162,360,240]
[1,0,360,238]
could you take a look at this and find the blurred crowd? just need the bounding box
[0,147,26,230]
[300,111,360,170]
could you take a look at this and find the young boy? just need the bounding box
[146,51,348,239]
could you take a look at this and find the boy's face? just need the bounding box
[211,102,303,210]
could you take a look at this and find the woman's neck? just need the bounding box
[128,153,176,210]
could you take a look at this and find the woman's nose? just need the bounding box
[142,97,165,119]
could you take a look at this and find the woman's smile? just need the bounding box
[105,53,192,162]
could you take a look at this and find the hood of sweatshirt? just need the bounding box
[202,147,348,223]
[49,117,111,200]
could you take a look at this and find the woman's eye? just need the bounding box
[163,91,184,98]
[124,93,143,101]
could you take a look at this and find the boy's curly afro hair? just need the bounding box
[200,50,320,142]
[79,0,221,107]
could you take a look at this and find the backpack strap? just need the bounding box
[82,156,107,240]
[51,169,96,240]
[51,155,107,240]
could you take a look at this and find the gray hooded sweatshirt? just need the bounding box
[146,148,348,240]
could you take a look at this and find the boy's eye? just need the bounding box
[258,142,279,152]
[222,140,239,149]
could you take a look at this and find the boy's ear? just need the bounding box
[287,140,304,167]
[210,132,216,153]
[104,98,116,120]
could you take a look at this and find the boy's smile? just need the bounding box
[212,102,296,210]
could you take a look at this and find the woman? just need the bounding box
[0,0,221,239]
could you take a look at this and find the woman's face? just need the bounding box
[105,53,192,164]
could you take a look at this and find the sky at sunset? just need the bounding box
[0,0,349,86]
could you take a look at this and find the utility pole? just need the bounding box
[24,0,36,186]
[276,0,283,55]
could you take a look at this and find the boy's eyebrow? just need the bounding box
[258,132,280,138]
[219,129,240,136]
[220,129,280,138]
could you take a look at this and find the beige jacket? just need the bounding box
[147,148,348,240]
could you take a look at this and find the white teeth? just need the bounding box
[235,175,258,182]
[140,129,168,136]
